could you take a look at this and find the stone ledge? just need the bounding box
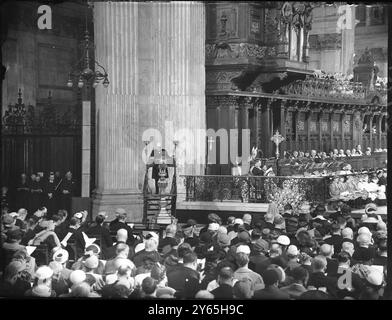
[177,201,269,213]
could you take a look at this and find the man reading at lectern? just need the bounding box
[151,149,169,194]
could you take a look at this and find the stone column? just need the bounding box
[92,1,206,221]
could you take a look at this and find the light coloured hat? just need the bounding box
[286,245,299,257]
[234,218,244,225]
[217,226,228,235]
[364,203,377,214]
[208,223,220,232]
[236,245,251,255]
[277,235,290,246]
[32,284,51,297]
[35,266,54,280]
[105,273,118,285]
[84,255,99,269]
[365,268,383,286]
[70,270,86,285]
[73,212,83,219]
[358,226,372,236]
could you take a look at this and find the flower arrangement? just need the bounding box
[264,178,308,214]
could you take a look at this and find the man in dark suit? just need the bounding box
[320,243,339,276]
[86,212,113,259]
[250,159,264,176]
[307,255,337,298]
[43,172,57,218]
[253,269,290,300]
[151,149,169,194]
[59,171,75,215]
[109,208,134,246]
[281,266,309,299]
[324,223,343,257]
[167,250,200,299]
[211,266,234,299]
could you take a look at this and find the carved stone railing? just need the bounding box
[183,174,327,205]
[182,169,385,209]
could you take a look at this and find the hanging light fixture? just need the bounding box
[66,3,109,89]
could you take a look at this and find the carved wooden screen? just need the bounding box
[1,90,82,195]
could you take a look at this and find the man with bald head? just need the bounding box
[341,242,355,258]
[319,244,338,276]
[105,228,134,260]
[242,214,252,231]
[307,255,337,298]
[341,227,354,244]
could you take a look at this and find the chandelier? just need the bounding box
[67,5,109,89]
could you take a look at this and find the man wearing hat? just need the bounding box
[83,255,105,292]
[109,208,134,245]
[249,238,271,275]
[199,213,222,235]
[0,260,31,297]
[44,172,58,218]
[25,265,56,297]
[52,248,72,280]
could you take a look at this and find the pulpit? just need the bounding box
[142,144,178,228]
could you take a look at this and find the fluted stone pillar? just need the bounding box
[92,1,206,221]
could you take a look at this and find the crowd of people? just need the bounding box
[0,200,388,299]
[329,170,387,204]
[284,145,387,163]
[1,171,76,217]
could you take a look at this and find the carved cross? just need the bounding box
[271,130,285,159]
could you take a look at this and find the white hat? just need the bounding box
[358,226,372,236]
[74,212,83,219]
[70,270,86,285]
[365,268,383,286]
[9,212,19,218]
[32,284,52,297]
[236,245,251,255]
[135,242,145,254]
[208,223,219,232]
[217,226,228,235]
[84,255,99,269]
[286,245,299,257]
[234,218,244,225]
[35,266,53,280]
[105,273,118,285]
[277,235,290,246]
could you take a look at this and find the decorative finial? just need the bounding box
[18,88,22,104]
